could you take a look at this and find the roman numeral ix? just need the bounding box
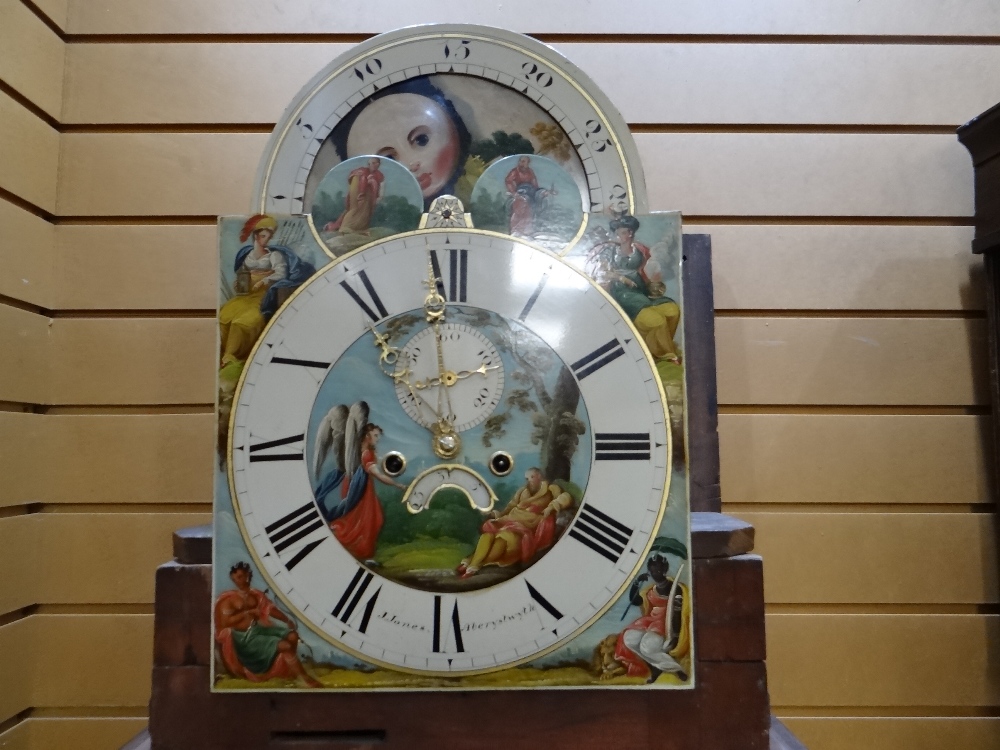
[568,504,634,564]
[595,433,651,461]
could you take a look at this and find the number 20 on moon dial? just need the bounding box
[228,230,670,675]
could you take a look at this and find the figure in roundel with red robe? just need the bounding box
[504,155,554,238]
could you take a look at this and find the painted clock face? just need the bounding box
[228,230,670,675]
[253,24,648,222]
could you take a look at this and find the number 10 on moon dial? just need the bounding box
[229,229,670,675]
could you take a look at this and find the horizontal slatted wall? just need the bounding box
[1,1,998,747]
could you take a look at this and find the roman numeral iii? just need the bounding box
[595,433,651,461]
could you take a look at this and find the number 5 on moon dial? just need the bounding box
[228,229,670,675]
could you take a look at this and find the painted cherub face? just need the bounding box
[346,93,461,198]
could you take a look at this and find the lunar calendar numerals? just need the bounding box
[264,502,327,571]
[568,504,634,564]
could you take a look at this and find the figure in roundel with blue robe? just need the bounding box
[312,401,408,561]
[219,214,316,369]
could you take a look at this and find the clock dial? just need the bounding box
[254,25,647,222]
[228,229,670,675]
[393,322,504,431]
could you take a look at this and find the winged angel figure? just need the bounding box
[312,401,406,561]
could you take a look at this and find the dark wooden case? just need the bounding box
[959,102,1000,497]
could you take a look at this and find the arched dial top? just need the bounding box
[228,229,669,676]
[253,24,647,220]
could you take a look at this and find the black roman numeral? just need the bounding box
[264,502,327,571]
[568,504,633,564]
[525,581,563,620]
[249,433,304,462]
[271,356,330,369]
[571,339,625,380]
[432,595,464,653]
[331,568,381,634]
[595,432,651,461]
[518,273,549,321]
[429,248,467,302]
[340,269,389,321]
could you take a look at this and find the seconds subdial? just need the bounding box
[394,323,504,432]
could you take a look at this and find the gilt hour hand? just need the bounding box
[412,363,502,390]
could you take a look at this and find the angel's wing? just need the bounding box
[312,404,349,479]
[344,401,370,477]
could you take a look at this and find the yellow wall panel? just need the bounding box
[0,413,45,507]
[33,513,209,604]
[0,199,53,309]
[0,91,59,212]
[767,613,1000,707]
[62,43,1000,127]
[34,0,68,31]
[781,717,1000,750]
[53,224,217,310]
[0,306,50,405]
[56,132,264,217]
[745,512,998,604]
[637,133,973,218]
[716,317,987,406]
[47,318,215,405]
[31,316,987,407]
[719,414,992,506]
[49,223,982,313]
[62,0,1000,36]
[0,0,64,119]
[3,413,215,506]
[705,224,983,312]
[0,515,38,615]
[0,618,33,723]
[31,614,152,708]
[0,718,148,750]
[55,133,974,218]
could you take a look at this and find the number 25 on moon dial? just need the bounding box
[228,230,670,675]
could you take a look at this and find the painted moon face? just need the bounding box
[346,93,461,198]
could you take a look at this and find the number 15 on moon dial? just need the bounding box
[228,229,670,675]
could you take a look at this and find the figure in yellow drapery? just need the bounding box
[219,214,315,369]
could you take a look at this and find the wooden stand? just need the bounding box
[141,235,801,748]
[149,516,769,750]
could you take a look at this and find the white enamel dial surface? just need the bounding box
[394,323,504,431]
[229,230,670,675]
[253,24,647,217]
